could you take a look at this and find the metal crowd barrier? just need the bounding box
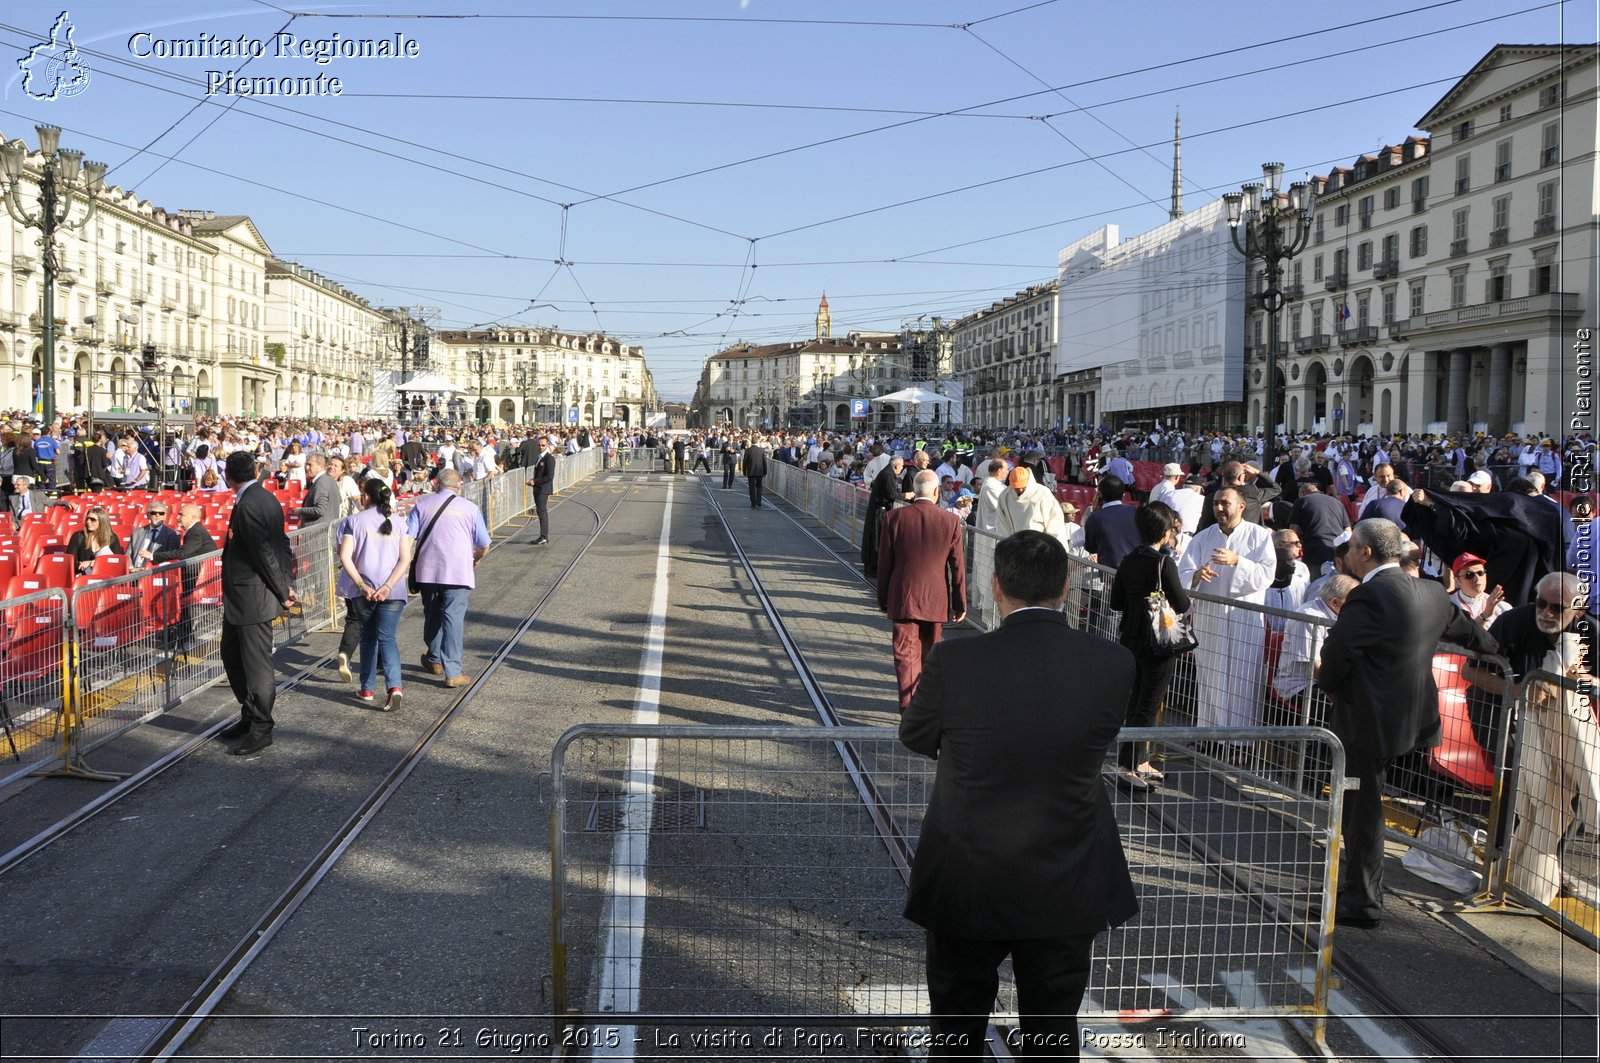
[0,451,608,788]
[549,723,1345,1052]
[1496,669,1600,948]
[766,463,1573,935]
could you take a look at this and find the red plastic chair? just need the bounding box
[33,552,75,590]
[1427,652,1494,793]
[185,556,224,608]
[74,574,141,652]
[88,554,131,581]
[0,553,17,586]
[139,570,182,636]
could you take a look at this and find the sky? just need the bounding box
[0,1,1592,401]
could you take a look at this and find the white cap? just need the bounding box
[1468,469,1493,486]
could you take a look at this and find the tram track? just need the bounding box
[717,474,1474,1062]
[125,478,636,1062]
[0,485,603,879]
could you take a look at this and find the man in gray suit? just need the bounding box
[295,453,341,524]
[7,474,47,521]
[127,498,181,568]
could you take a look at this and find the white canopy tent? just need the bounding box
[873,382,964,426]
[394,372,467,394]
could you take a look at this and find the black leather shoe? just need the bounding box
[533,537,549,545]
[1306,904,1381,929]
[230,732,273,756]
[217,720,250,741]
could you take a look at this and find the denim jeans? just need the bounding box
[340,596,370,660]
[419,584,471,679]
[359,598,406,691]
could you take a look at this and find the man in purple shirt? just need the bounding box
[405,467,490,686]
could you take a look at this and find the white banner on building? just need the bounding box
[1058,199,1245,414]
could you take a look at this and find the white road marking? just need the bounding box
[1288,964,1425,1062]
[592,481,673,1061]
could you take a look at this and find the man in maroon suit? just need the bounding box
[878,469,968,711]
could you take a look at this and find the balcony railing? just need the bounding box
[1412,198,1427,214]
[12,254,37,274]
[1449,239,1469,257]
[1339,325,1379,345]
[1294,334,1332,353]
[1325,274,1347,291]
[1421,291,1581,330]
[1534,215,1556,236]
[1388,320,1409,340]
[1489,228,1509,247]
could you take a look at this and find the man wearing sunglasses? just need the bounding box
[128,502,181,569]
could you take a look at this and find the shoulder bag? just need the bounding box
[1146,553,1198,658]
[407,493,456,597]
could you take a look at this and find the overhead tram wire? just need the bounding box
[0,27,748,242]
[567,0,1486,205]
[0,104,525,261]
[106,12,296,186]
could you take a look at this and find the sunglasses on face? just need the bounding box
[1459,569,1487,579]
[1533,598,1572,613]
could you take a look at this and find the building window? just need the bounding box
[1537,179,1557,221]
[1356,294,1370,329]
[1455,155,1470,195]
[1495,139,1512,181]
[1290,309,1301,338]
[1531,247,1557,294]
[1358,195,1374,228]
[1382,287,1397,325]
[1412,174,1429,205]
[1452,207,1469,241]
[1541,122,1559,166]
[1487,258,1510,302]
[1313,254,1324,281]
[1382,232,1399,266]
[1449,267,1468,308]
[1334,203,1349,227]
[1314,214,1324,244]
[1384,186,1400,210]
[1292,261,1303,287]
[1500,103,1513,123]
[1409,225,1428,258]
[1455,119,1472,142]
[1409,280,1425,318]
[1492,194,1510,234]
[1357,241,1373,270]
[1311,303,1324,334]
[1540,81,1564,108]
[1333,248,1348,276]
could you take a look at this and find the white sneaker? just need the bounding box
[336,652,353,683]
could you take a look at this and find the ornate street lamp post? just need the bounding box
[1223,162,1313,468]
[0,125,106,423]
[468,344,495,424]
[513,365,534,425]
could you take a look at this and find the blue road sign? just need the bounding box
[851,398,868,418]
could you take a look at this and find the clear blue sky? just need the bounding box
[0,1,1590,400]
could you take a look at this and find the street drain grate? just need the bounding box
[583,786,707,832]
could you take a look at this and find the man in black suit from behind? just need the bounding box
[1318,517,1496,926]
[219,451,296,755]
[901,530,1139,1058]
[719,433,739,489]
[530,436,556,545]
[743,437,768,508]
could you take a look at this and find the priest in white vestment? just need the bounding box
[1177,486,1279,731]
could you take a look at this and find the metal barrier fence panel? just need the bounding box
[550,724,1342,1044]
[0,588,72,785]
[1498,668,1600,948]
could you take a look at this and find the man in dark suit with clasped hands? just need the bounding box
[901,530,1138,1058]
[219,450,296,755]
[878,469,967,711]
[1318,517,1495,927]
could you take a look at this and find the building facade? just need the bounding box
[430,326,657,427]
[263,257,383,420]
[690,331,912,432]
[950,282,1058,429]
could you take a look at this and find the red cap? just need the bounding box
[1451,552,1486,576]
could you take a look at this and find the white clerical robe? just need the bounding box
[1177,520,1278,730]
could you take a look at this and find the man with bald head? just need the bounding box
[878,469,967,712]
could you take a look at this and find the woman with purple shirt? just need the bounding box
[337,479,413,709]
